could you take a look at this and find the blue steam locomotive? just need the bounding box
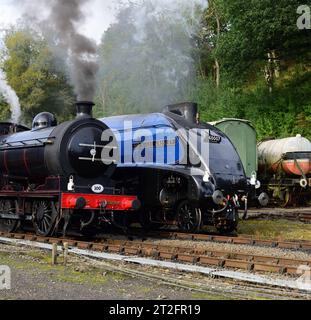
[102,102,249,233]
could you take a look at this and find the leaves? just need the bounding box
[0,2,310,143]
[0,95,10,121]
[193,0,311,140]
[1,28,75,125]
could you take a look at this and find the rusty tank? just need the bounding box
[258,135,311,177]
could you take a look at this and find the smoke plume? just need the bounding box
[0,69,21,123]
[40,0,99,101]
[12,0,98,100]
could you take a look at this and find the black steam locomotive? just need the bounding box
[0,102,140,236]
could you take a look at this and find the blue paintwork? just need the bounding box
[102,113,185,165]
[101,112,248,195]
[101,112,244,176]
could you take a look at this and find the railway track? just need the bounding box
[280,212,311,223]
[130,229,311,252]
[246,208,311,224]
[0,231,310,276]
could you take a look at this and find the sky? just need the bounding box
[0,0,119,43]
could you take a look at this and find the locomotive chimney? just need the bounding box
[163,102,199,124]
[76,101,95,118]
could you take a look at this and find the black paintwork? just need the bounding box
[0,117,114,184]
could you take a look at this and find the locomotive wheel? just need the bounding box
[176,201,202,233]
[32,201,58,236]
[0,200,19,233]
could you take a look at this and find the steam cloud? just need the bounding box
[98,0,207,113]
[11,0,206,112]
[0,69,21,123]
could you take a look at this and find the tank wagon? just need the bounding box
[101,103,249,233]
[211,118,311,207]
[0,102,140,236]
[258,135,311,206]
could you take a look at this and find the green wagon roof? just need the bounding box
[210,118,255,129]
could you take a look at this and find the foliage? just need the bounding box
[0,2,310,142]
[0,28,75,125]
[193,0,311,140]
[192,68,311,140]
[0,95,10,121]
[210,0,311,84]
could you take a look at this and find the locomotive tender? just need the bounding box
[0,102,140,236]
[102,102,249,233]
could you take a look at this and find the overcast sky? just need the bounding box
[0,0,119,43]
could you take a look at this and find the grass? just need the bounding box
[55,269,109,285]
[0,250,128,287]
[138,286,153,294]
[238,219,311,241]
[0,249,273,300]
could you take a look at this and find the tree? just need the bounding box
[197,0,227,87]
[0,95,10,121]
[193,0,311,140]
[1,28,75,125]
[216,0,311,85]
